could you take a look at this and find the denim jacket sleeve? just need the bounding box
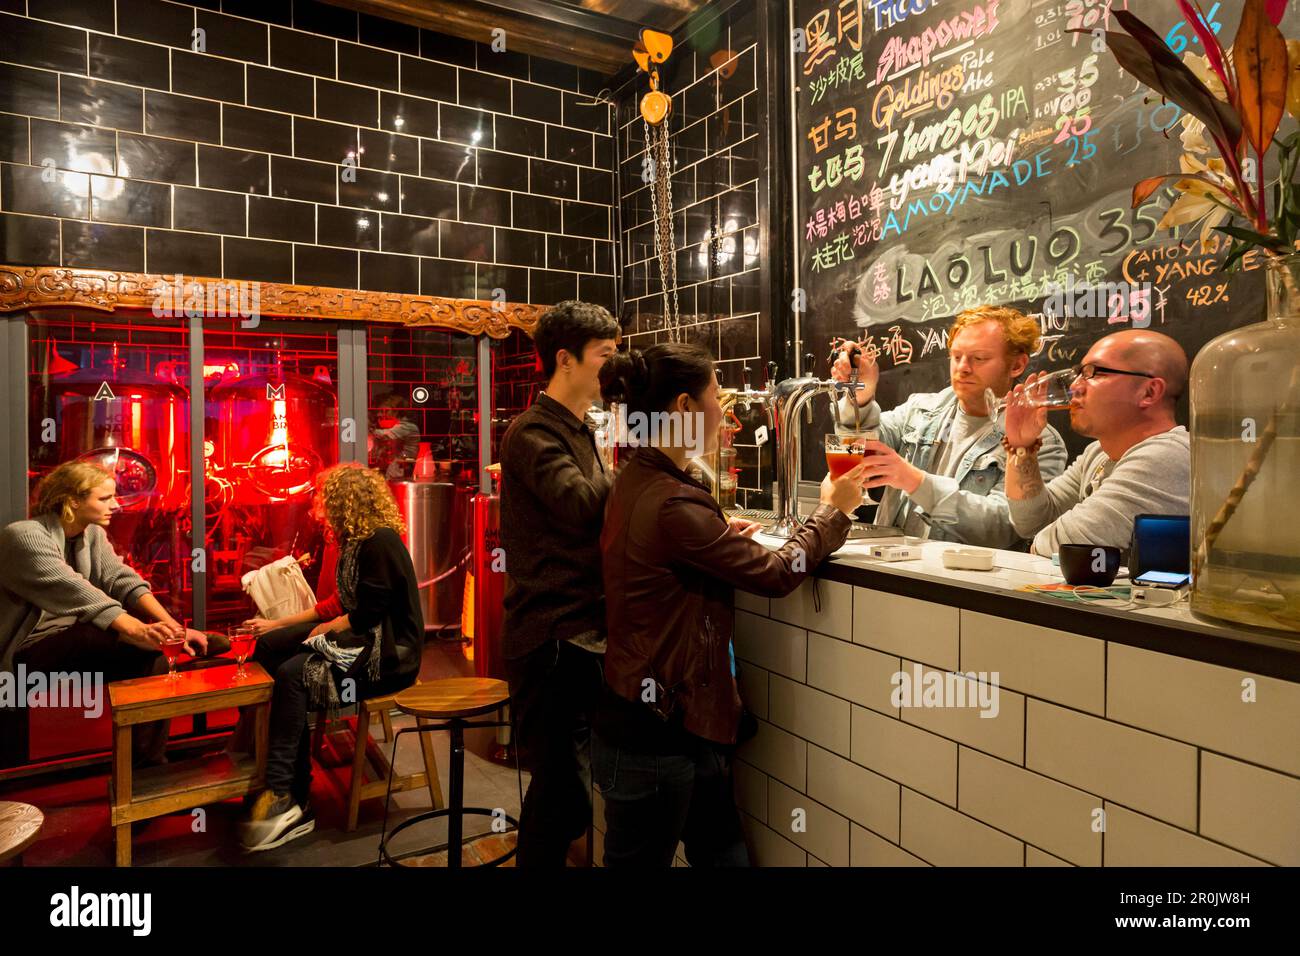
[906,424,1070,549]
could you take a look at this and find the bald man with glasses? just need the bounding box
[1002,330,1191,556]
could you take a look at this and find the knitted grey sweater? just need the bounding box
[1008,426,1190,555]
[0,512,151,673]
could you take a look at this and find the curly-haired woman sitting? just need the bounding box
[238,463,423,852]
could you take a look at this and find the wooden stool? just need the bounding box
[376,678,519,868]
[312,684,444,831]
[0,802,43,865]
[109,664,272,867]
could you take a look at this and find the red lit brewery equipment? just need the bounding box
[203,364,338,626]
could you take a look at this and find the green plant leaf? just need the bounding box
[1216,223,1285,248]
[1220,236,1251,272]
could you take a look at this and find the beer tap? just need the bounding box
[826,338,866,430]
[765,340,868,538]
[733,362,775,416]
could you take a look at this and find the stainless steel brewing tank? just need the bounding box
[388,481,470,630]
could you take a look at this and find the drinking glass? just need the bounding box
[1023,368,1078,410]
[827,429,880,510]
[228,624,257,681]
[160,634,186,680]
[825,433,868,479]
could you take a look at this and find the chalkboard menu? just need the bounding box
[793,0,1299,461]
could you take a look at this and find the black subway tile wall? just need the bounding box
[0,0,615,311]
[616,0,771,505]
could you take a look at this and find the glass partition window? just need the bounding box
[21,312,528,633]
[200,318,339,628]
[366,326,479,485]
[27,309,193,618]
[490,327,545,465]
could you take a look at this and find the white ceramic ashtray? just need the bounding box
[942,547,995,571]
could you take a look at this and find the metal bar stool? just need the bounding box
[376,678,520,868]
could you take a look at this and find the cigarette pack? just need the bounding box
[870,544,920,561]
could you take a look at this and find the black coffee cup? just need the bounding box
[1059,544,1121,587]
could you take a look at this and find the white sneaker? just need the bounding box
[239,791,315,853]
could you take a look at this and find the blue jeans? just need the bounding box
[592,730,749,867]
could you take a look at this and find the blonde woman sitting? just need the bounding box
[0,461,213,765]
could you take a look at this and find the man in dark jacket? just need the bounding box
[500,300,619,866]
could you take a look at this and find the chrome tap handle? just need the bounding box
[828,379,843,429]
[766,361,777,386]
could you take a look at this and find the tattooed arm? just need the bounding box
[1003,374,1050,503]
[1007,451,1088,552]
[1003,374,1077,552]
[1005,444,1046,501]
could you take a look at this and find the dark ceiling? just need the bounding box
[323,0,713,76]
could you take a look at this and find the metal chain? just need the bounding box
[644,117,680,342]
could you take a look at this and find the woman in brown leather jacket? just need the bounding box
[595,343,867,866]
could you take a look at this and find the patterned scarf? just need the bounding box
[302,536,383,719]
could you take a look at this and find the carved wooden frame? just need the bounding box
[0,265,543,337]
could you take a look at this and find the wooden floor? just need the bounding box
[399,830,592,867]
[401,830,519,867]
[0,639,536,867]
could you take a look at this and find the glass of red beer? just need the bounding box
[227,624,257,681]
[825,433,869,479]
[160,634,187,680]
[827,430,879,509]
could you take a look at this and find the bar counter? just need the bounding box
[591,535,1300,868]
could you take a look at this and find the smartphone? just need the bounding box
[1133,569,1191,589]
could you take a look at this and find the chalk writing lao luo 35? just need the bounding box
[856,228,1104,325]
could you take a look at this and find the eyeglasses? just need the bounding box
[1070,363,1158,382]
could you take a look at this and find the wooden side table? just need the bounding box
[109,663,273,867]
[0,802,43,865]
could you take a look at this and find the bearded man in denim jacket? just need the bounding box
[831,305,1068,549]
